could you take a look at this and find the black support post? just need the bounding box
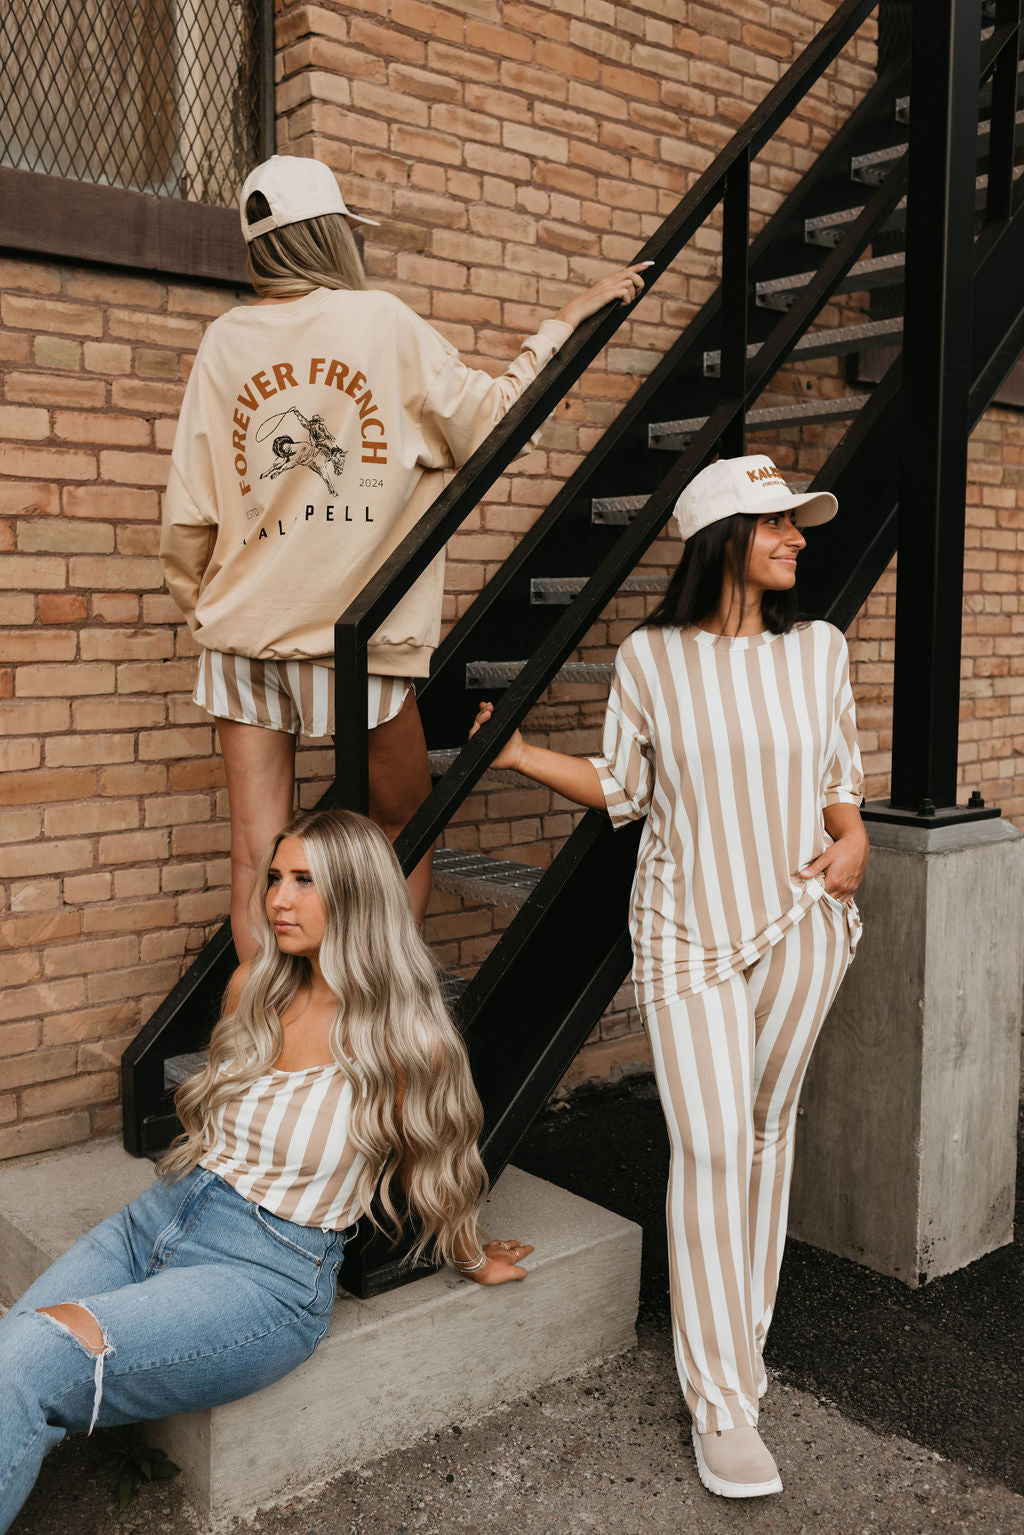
[720,149,751,458]
[258,0,276,162]
[885,0,982,816]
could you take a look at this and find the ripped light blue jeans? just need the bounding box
[0,1167,353,1535]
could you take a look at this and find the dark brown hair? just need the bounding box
[642,513,799,634]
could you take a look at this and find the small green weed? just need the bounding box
[98,1429,181,1513]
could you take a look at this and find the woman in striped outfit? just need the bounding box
[0,810,529,1533]
[472,454,868,1499]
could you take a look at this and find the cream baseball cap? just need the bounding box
[673,454,838,540]
[239,155,380,242]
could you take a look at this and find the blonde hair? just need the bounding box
[158,810,486,1265]
[245,200,368,298]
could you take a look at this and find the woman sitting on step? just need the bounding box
[470,454,868,1501]
[0,809,528,1534]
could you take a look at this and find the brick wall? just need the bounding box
[3,0,1016,1158]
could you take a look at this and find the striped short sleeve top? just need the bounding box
[200,1061,366,1231]
[589,621,863,1002]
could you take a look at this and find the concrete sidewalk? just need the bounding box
[11,1323,1023,1534]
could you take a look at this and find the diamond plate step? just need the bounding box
[530,571,669,604]
[703,319,902,376]
[591,493,649,526]
[431,847,544,907]
[805,168,1020,245]
[851,108,1024,185]
[428,747,523,786]
[649,394,869,449]
[756,252,906,310]
[465,659,614,689]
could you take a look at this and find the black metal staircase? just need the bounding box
[123,0,1024,1296]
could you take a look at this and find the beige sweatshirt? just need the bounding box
[161,288,572,676]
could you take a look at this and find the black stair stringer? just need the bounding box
[461,181,1024,1191]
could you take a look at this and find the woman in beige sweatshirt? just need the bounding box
[161,154,647,958]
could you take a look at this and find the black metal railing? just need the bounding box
[333,0,883,828]
[0,0,272,203]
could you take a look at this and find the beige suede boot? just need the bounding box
[691,1423,783,1498]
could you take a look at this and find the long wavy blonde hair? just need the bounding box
[158,809,486,1264]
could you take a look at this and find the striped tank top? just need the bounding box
[589,621,863,1002]
[200,1061,367,1230]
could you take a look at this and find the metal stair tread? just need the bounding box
[851,107,1024,184]
[432,847,545,907]
[428,747,524,786]
[531,571,669,603]
[756,252,906,308]
[649,394,870,446]
[703,320,902,375]
[806,167,1022,244]
[591,493,650,525]
[466,659,614,688]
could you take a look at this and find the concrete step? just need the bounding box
[0,1137,641,1524]
[703,318,902,376]
[530,570,669,604]
[649,393,869,450]
[466,659,614,689]
[755,252,906,310]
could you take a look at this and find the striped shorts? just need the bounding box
[194,650,412,739]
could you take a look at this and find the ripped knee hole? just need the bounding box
[37,1303,107,1356]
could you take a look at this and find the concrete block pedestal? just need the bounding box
[790,815,1024,1285]
[0,1140,641,1524]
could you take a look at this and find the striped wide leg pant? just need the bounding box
[642,898,853,1434]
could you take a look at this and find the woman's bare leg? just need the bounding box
[216,718,296,962]
[367,690,434,923]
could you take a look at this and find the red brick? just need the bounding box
[390,0,464,42]
[63,486,160,521]
[21,1072,119,1115]
[0,910,81,949]
[0,766,98,805]
[98,763,167,797]
[19,519,113,553]
[2,294,103,337]
[45,799,139,836]
[87,960,181,1005]
[0,445,96,481]
[0,1114,90,1159]
[42,1001,134,1045]
[97,451,169,487]
[82,897,177,935]
[109,378,186,415]
[0,739,40,771]
[16,662,114,697]
[0,481,59,516]
[53,412,152,447]
[98,829,169,864]
[37,593,87,624]
[0,630,76,662]
[73,697,164,731]
[0,699,71,734]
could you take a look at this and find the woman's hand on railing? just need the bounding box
[554,262,653,330]
[470,700,527,772]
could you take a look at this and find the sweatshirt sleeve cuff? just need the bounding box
[535,318,574,353]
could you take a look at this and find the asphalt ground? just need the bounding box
[8,1076,1023,1533]
[514,1075,1024,1496]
